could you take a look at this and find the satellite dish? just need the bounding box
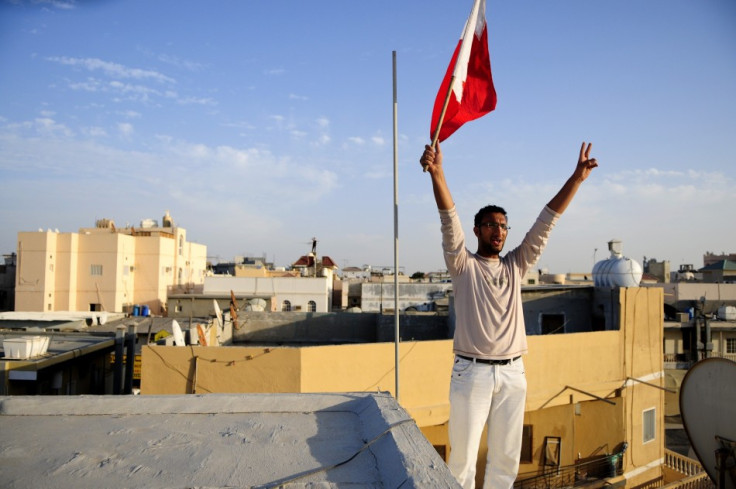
[171,320,185,346]
[680,357,736,489]
[213,300,224,331]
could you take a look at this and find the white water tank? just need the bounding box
[718,306,736,321]
[592,239,642,287]
[245,298,267,312]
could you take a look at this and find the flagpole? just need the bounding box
[422,78,454,173]
[431,74,456,149]
[392,50,400,402]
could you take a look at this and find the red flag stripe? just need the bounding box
[430,0,496,143]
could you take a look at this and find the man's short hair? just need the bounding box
[474,205,508,227]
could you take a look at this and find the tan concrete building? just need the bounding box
[15,212,206,315]
[141,287,682,488]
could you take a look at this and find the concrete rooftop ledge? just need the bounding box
[0,392,460,488]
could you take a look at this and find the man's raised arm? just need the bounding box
[420,143,454,211]
[547,142,599,215]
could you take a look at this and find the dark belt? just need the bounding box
[457,354,520,365]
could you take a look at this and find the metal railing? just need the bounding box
[514,449,716,489]
[664,352,736,369]
[514,452,623,489]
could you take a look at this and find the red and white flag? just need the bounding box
[430,0,496,143]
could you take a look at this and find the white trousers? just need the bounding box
[447,355,527,489]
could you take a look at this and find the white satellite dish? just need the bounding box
[680,357,736,489]
[171,320,185,346]
[213,300,223,330]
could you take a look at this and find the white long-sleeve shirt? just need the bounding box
[440,205,559,360]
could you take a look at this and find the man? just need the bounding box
[419,142,598,489]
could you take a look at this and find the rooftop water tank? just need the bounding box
[592,239,642,287]
[245,298,267,312]
[718,306,736,321]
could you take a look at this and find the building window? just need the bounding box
[543,436,561,471]
[727,338,736,354]
[282,300,291,312]
[91,264,103,276]
[179,235,183,255]
[541,313,565,335]
[307,301,316,312]
[643,407,656,444]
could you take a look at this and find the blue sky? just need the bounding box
[1,0,734,275]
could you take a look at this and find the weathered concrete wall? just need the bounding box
[376,314,451,342]
[360,283,452,313]
[233,311,451,344]
[234,311,379,344]
[522,287,595,334]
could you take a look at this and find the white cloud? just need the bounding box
[82,126,107,138]
[177,96,216,106]
[108,80,160,100]
[34,117,73,137]
[118,110,142,119]
[47,56,175,84]
[156,53,204,72]
[69,78,102,92]
[314,134,331,146]
[117,123,134,137]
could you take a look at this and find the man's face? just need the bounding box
[473,212,509,258]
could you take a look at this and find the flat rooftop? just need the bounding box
[0,392,459,488]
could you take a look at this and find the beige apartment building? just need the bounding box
[14,213,206,315]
